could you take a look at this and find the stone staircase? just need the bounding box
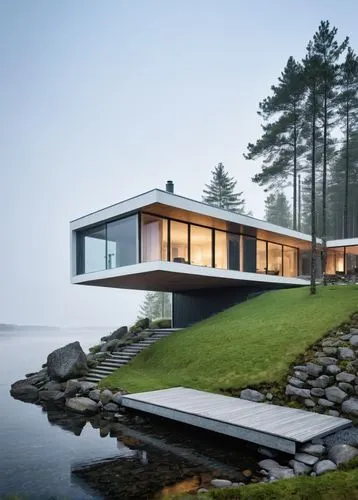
[85,329,180,384]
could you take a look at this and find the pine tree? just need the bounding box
[245,57,306,229]
[202,163,246,213]
[264,192,292,228]
[138,292,171,320]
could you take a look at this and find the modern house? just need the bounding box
[70,182,358,327]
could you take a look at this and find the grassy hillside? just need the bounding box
[100,286,358,394]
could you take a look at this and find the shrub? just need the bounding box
[89,344,102,354]
[150,318,172,329]
[129,317,150,334]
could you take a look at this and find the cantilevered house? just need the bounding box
[70,182,358,327]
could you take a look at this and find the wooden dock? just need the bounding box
[121,387,351,453]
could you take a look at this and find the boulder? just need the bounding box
[103,402,119,412]
[100,339,121,353]
[311,388,325,397]
[294,371,309,382]
[285,385,311,398]
[258,459,294,479]
[342,398,358,416]
[288,460,311,476]
[42,381,64,391]
[106,326,128,342]
[38,390,65,406]
[64,379,81,398]
[322,338,340,347]
[325,386,348,404]
[78,381,97,395]
[47,342,88,381]
[338,382,354,394]
[240,388,265,402]
[65,397,98,415]
[294,453,319,466]
[112,391,123,405]
[314,460,337,475]
[100,389,113,405]
[305,399,316,408]
[25,370,48,387]
[336,372,355,383]
[258,447,277,458]
[10,380,39,402]
[326,365,341,375]
[350,335,358,346]
[322,347,337,356]
[341,333,353,341]
[328,410,340,417]
[210,479,232,488]
[88,389,101,402]
[288,377,305,388]
[316,357,338,366]
[300,443,325,457]
[328,444,358,465]
[338,348,355,361]
[308,375,332,389]
[318,398,335,408]
[306,363,323,377]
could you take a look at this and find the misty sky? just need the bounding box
[1,1,357,327]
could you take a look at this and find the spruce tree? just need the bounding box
[138,292,171,320]
[202,163,246,213]
[264,192,292,229]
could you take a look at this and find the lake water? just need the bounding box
[0,328,260,499]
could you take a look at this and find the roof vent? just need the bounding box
[166,180,174,193]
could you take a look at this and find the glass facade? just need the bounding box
[327,246,358,275]
[76,210,303,278]
[76,215,137,275]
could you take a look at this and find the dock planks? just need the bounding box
[121,387,351,453]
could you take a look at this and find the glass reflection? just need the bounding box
[267,242,282,275]
[142,214,168,262]
[170,221,188,263]
[190,226,212,267]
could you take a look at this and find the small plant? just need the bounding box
[89,344,102,354]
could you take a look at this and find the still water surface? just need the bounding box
[0,328,259,499]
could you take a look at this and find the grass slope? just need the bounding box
[101,286,358,394]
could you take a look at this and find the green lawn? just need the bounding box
[100,286,358,394]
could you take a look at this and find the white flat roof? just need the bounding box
[327,238,358,248]
[71,188,318,243]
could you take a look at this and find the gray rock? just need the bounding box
[316,357,338,366]
[197,488,209,494]
[314,460,337,475]
[350,335,358,346]
[315,351,326,358]
[322,338,341,347]
[103,402,119,412]
[306,363,323,377]
[100,339,121,353]
[328,444,358,465]
[288,459,311,475]
[341,334,352,341]
[106,326,128,342]
[88,389,101,402]
[342,397,358,416]
[300,443,325,457]
[336,372,356,383]
[308,375,332,389]
[325,428,358,447]
[311,388,325,397]
[258,447,277,458]
[10,380,39,402]
[211,479,232,488]
[326,365,341,375]
[339,382,354,394]
[288,377,305,388]
[65,396,98,414]
[258,459,294,479]
[305,399,316,408]
[338,347,355,361]
[112,391,123,405]
[78,381,97,395]
[38,390,65,405]
[294,371,309,382]
[322,347,337,356]
[350,328,358,335]
[64,379,81,398]
[42,381,64,391]
[294,453,319,466]
[325,386,348,404]
[328,410,340,417]
[47,342,88,381]
[100,389,113,405]
[294,365,308,372]
[285,385,311,399]
[318,398,335,408]
[266,393,273,401]
[240,388,265,402]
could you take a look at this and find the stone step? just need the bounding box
[90,367,116,375]
[100,362,127,368]
[85,377,102,383]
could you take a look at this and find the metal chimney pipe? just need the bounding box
[166,180,174,193]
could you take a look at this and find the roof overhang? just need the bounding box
[327,238,358,248]
[72,261,309,292]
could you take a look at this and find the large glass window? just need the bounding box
[326,250,336,274]
[190,225,212,267]
[256,240,267,273]
[215,230,228,269]
[283,246,297,277]
[242,235,255,272]
[141,214,168,262]
[170,221,188,263]
[228,233,241,271]
[107,215,137,268]
[77,224,106,274]
[346,246,358,274]
[267,242,282,275]
[336,250,345,273]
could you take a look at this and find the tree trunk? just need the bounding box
[322,82,328,285]
[344,93,349,239]
[311,84,317,296]
[293,108,298,230]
